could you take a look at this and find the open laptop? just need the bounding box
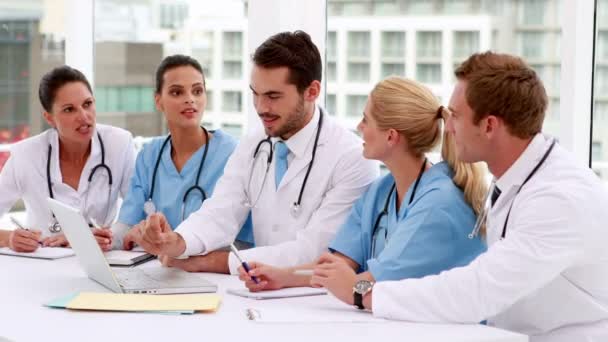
[47,198,217,294]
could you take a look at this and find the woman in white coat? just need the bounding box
[0,66,136,252]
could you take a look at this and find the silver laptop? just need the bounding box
[47,198,217,294]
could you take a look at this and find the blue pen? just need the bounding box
[230,243,260,284]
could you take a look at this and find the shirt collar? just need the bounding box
[495,133,552,192]
[277,105,320,159]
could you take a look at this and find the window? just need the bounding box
[223,32,243,60]
[327,0,562,139]
[381,32,405,58]
[347,32,370,59]
[519,32,545,59]
[221,123,242,137]
[417,64,442,84]
[95,0,248,138]
[594,0,608,182]
[453,31,479,60]
[347,62,370,82]
[222,91,242,112]
[346,95,367,118]
[223,61,242,79]
[417,32,442,59]
[519,0,547,26]
[382,63,405,78]
[326,94,337,115]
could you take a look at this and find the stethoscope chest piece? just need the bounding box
[291,203,301,218]
[49,221,61,233]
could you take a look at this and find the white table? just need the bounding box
[0,255,527,342]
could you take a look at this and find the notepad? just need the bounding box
[104,249,154,266]
[0,247,75,259]
[227,287,327,300]
[245,307,386,323]
[46,292,221,313]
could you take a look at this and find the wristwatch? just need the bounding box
[353,280,374,310]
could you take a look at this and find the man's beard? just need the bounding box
[267,96,306,138]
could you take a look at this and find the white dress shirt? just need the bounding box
[372,134,608,342]
[0,124,136,236]
[175,106,379,274]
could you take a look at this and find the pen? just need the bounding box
[230,243,260,284]
[10,216,43,246]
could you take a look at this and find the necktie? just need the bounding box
[491,185,502,207]
[274,141,289,189]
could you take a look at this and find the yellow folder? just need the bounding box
[66,292,221,312]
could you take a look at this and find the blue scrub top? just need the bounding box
[118,129,253,244]
[329,161,486,281]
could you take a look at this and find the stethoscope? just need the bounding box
[370,158,427,258]
[468,139,556,240]
[47,132,113,233]
[243,108,324,218]
[143,127,210,222]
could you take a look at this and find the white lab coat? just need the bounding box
[371,134,608,342]
[0,124,136,236]
[176,106,379,273]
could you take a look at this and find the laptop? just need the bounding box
[47,198,217,294]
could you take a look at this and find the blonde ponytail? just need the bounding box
[371,76,488,235]
[438,107,488,234]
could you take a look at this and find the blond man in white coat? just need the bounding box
[311,52,608,342]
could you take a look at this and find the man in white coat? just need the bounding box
[311,51,608,342]
[133,31,378,274]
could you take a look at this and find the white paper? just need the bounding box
[0,247,75,259]
[227,287,327,300]
[245,306,386,323]
[104,250,151,266]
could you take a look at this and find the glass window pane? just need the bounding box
[95,0,248,137]
[327,0,561,142]
[417,31,442,59]
[222,91,242,112]
[223,61,242,79]
[519,32,545,59]
[382,63,405,78]
[416,64,442,84]
[381,31,405,58]
[453,31,479,60]
[594,0,608,183]
[346,95,367,117]
[519,0,547,26]
[347,32,370,59]
[347,62,370,82]
[326,94,337,115]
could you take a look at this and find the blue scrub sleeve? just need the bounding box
[366,189,457,281]
[328,191,368,269]
[117,148,150,226]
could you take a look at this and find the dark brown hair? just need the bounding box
[39,65,92,112]
[252,30,322,93]
[454,51,547,138]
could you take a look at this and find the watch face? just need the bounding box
[354,280,373,294]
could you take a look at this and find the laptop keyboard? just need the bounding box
[113,268,165,288]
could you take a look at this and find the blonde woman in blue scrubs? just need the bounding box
[114,55,252,249]
[238,77,486,292]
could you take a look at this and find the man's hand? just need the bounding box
[138,213,185,256]
[122,220,146,250]
[159,251,230,274]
